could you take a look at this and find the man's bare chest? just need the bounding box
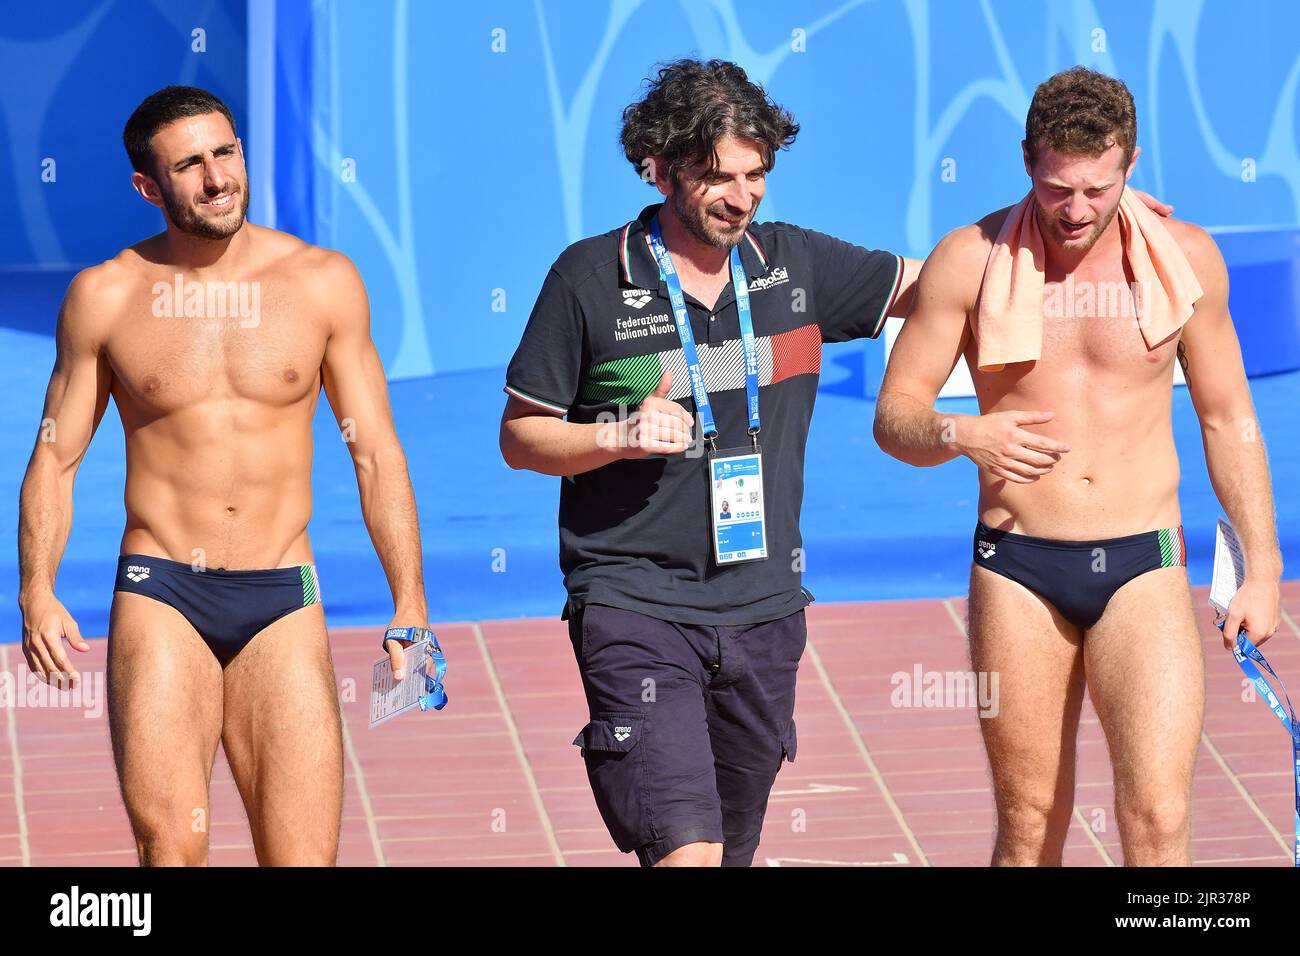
[105,285,325,414]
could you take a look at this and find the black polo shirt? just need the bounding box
[505,202,903,624]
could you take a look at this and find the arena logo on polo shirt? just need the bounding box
[622,288,655,309]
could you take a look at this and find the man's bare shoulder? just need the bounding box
[252,227,362,291]
[69,255,134,296]
[918,205,1015,312]
[930,206,1014,266]
[974,205,1017,243]
[250,230,368,335]
[58,256,139,342]
[1159,217,1227,289]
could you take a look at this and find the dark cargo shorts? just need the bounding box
[567,602,807,867]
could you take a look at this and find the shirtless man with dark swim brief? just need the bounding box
[16,86,430,865]
[873,67,1281,866]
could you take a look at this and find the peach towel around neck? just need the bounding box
[973,187,1203,371]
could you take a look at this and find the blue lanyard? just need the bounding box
[646,215,760,447]
[1227,626,1299,865]
[383,626,448,711]
[420,639,448,712]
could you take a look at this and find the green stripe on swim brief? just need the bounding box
[300,565,319,606]
[1157,528,1183,568]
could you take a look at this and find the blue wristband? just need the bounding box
[383,625,431,649]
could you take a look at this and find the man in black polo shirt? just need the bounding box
[499,58,919,867]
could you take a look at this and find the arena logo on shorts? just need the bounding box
[622,288,654,309]
[613,724,632,741]
[977,540,996,559]
[125,565,150,582]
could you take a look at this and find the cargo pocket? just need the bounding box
[572,715,644,756]
[780,719,798,764]
[571,714,649,851]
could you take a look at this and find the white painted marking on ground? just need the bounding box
[765,853,909,867]
[769,782,860,797]
[1198,730,1291,860]
[340,711,386,866]
[1,646,32,866]
[1280,606,1300,645]
[803,634,931,866]
[472,623,566,866]
[1071,806,1117,867]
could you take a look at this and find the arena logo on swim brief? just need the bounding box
[977,540,996,559]
[0,669,105,719]
[49,886,151,936]
[125,565,150,582]
[890,664,999,718]
[151,273,261,328]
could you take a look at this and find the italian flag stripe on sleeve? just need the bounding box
[871,254,906,339]
[504,385,568,414]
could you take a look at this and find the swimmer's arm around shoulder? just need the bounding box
[1178,226,1282,643]
[18,267,114,679]
[887,257,924,319]
[873,229,976,466]
[318,251,429,629]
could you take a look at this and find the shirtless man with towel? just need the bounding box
[873,67,1282,866]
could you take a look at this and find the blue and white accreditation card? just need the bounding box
[709,446,768,564]
[370,639,433,727]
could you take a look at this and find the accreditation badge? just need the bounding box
[709,445,768,565]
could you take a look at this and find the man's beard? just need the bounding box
[670,187,754,250]
[1035,194,1119,254]
[162,183,250,240]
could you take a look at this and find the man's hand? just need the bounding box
[1220,578,1281,651]
[1130,187,1174,218]
[20,592,91,689]
[955,410,1071,484]
[620,371,695,458]
[384,616,431,681]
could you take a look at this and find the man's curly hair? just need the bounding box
[620,59,799,184]
[1024,66,1137,168]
